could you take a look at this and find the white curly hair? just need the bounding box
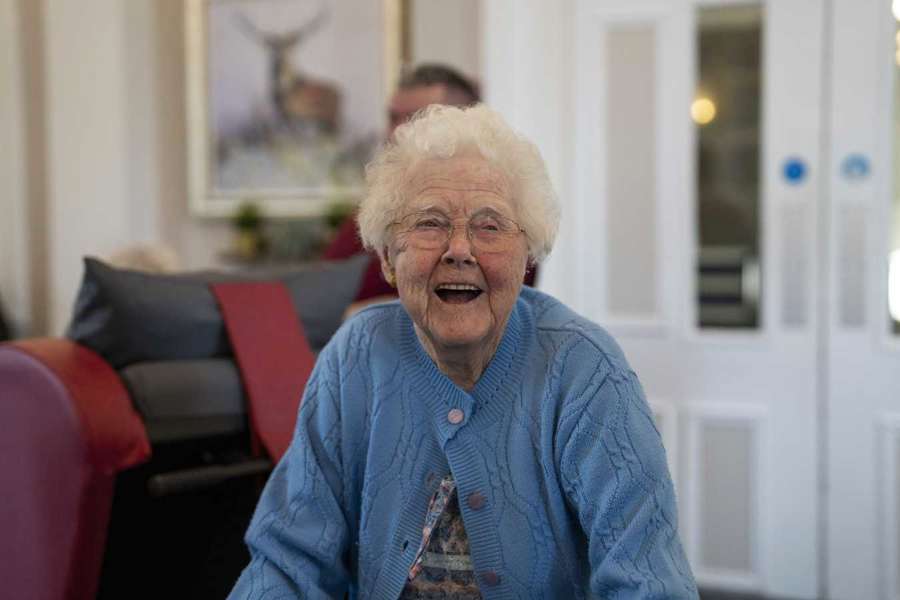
[358,104,560,262]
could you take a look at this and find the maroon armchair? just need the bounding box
[0,339,151,600]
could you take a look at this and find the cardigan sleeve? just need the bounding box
[227,354,352,600]
[560,369,698,599]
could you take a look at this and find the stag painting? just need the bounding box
[234,1,340,132]
[205,0,378,194]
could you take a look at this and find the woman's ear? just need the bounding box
[379,248,396,287]
[523,257,536,284]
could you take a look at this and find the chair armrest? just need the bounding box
[0,338,151,600]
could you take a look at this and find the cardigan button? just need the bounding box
[447,408,464,424]
[467,491,485,510]
[480,570,500,587]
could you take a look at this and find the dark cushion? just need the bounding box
[118,359,247,443]
[66,255,368,369]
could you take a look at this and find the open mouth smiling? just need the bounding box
[434,283,484,304]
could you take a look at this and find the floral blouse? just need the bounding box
[399,474,481,599]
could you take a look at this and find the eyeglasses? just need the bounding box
[391,209,526,253]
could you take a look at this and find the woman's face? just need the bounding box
[382,155,528,358]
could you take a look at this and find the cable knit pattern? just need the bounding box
[228,287,698,599]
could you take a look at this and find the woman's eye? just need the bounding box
[415,219,443,229]
[473,220,501,232]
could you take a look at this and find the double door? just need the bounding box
[491,0,900,597]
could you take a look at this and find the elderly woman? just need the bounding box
[228,105,697,599]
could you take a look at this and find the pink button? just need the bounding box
[467,491,486,510]
[481,570,500,587]
[447,408,465,424]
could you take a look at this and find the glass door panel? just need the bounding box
[696,4,763,329]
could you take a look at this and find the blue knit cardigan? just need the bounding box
[228,287,698,599]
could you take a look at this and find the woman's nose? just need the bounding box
[442,225,477,266]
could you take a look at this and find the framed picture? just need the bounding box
[185,0,392,217]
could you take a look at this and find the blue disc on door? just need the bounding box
[841,153,870,180]
[783,157,807,185]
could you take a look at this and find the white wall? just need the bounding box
[411,0,481,82]
[123,0,233,273]
[0,0,29,336]
[43,1,137,333]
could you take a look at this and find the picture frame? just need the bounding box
[185,0,398,217]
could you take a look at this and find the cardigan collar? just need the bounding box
[397,292,531,444]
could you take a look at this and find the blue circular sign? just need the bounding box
[841,153,870,180]
[783,157,807,185]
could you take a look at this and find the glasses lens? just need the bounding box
[469,213,521,252]
[399,213,447,249]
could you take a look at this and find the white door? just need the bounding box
[826,1,900,598]
[565,0,823,596]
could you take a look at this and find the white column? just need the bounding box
[43,0,135,333]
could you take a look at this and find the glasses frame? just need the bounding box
[390,208,526,253]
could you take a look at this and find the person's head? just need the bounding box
[359,104,559,359]
[387,64,480,136]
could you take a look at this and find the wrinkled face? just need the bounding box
[382,155,529,357]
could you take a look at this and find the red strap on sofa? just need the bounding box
[211,282,315,463]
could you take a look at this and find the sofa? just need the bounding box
[0,255,369,600]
